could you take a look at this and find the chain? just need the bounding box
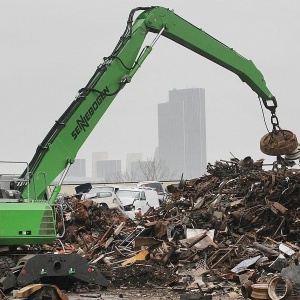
[270,112,292,148]
[270,113,280,132]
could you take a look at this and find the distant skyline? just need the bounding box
[158,88,207,179]
[1,1,300,176]
[76,86,208,181]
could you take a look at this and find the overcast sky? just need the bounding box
[1,1,300,176]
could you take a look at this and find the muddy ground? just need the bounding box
[2,288,240,300]
[68,288,241,300]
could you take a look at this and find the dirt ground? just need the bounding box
[67,288,242,300]
[2,286,242,299]
[1,261,243,300]
[69,288,182,300]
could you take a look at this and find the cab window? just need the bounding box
[140,191,146,200]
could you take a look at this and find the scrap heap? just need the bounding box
[44,157,300,299]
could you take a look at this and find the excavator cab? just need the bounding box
[0,161,57,246]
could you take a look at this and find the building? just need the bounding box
[92,152,109,177]
[96,160,121,182]
[126,153,142,174]
[158,88,207,179]
[66,159,86,178]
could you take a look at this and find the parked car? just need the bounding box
[136,181,165,204]
[88,185,119,194]
[81,190,125,215]
[116,188,160,219]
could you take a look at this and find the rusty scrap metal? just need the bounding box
[268,274,293,300]
[14,284,69,300]
[7,155,300,296]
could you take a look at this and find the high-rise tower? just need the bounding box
[158,88,206,179]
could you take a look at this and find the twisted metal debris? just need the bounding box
[7,156,300,299]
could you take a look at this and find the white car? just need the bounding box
[81,190,126,215]
[88,185,119,194]
[137,181,165,204]
[116,188,160,219]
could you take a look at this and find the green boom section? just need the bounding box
[142,7,273,100]
[21,16,150,201]
[20,6,274,201]
[0,202,56,245]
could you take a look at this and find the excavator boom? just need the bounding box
[19,6,278,201]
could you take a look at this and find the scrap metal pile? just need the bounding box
[46,157,300,299]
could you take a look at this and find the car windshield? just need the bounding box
[142,182,163,192]
[96,192,112,198]
[89,186,115,193]
[117,190,140,199]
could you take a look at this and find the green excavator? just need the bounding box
[0,6,298,292]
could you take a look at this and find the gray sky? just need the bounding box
[1,0,300,176]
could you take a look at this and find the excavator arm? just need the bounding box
[146,7,275,105]
[20,6,282,201]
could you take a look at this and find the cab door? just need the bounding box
[133,190,148,215]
